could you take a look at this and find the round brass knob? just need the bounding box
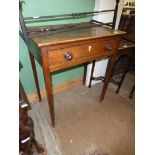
[105,43,113,52]
[64,52,73,61]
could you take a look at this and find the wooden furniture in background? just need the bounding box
[115,39,135,94]
[20,80,31,109]
[112,10,135,97]
[19,100,44,155]
[19,62,44,155]
[19,61,31,108]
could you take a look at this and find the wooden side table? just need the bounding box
[26,25,125,127]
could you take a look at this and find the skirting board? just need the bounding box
[27,76,83,103]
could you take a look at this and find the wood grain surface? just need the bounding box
[30,26,125,47]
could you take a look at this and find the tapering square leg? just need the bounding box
[100,55,117,101]
[83,63,88,85]
[29,52,42,101]
[41,48,55,127]
[88,60,96,88]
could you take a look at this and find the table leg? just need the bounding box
[29,52,42,101]
[88,60,96,88]
[83,63,88,85]
[41,48,55,127]
[100,55,117,101]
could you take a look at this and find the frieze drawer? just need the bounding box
[47,39,119,72]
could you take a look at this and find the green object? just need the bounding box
[19,0,95,94]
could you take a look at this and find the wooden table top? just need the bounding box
[28,25,125,48]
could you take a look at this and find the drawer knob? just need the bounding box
[64,52,73,61]
[105,43,113,52]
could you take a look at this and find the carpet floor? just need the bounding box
[29,73,135,155]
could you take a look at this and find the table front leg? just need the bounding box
[100,55,117,101]
[41,48,55,127]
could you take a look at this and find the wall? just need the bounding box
[85,0,124,86]
[19,0,95,94]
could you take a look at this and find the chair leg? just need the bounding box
[129,84,135,99]
[88,60,96,88]
[116,53,132,94]
[19,80,31,108]
[29,52,42,101]
[19,92,22,100]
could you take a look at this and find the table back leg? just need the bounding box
[88,60,96,88]
[29,52,42,101]
[83,63,88,85]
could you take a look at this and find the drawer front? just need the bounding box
[47,39,118,72]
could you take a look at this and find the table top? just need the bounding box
[28,24,125,48]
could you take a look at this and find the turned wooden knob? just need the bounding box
[105,43,112,52]
[64,52,73,61]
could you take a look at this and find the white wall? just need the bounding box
[85,0,124,86]
[93,0,124,29]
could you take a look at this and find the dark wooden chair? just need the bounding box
[113,13,135,98]
[19,61,31,108]
[19,101,44,155]
[114,39,135,96]
[19,61,44,155]
[88,12,135,101]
